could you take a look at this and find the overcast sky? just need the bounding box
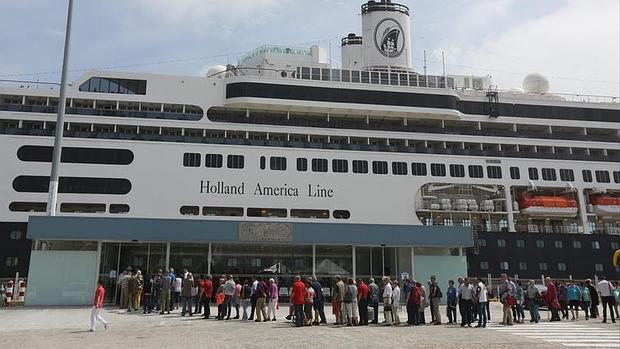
[1,0,618,96]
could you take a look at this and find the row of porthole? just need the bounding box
[180,206,351,219]
[8,202,130,214]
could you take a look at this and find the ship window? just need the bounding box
[510,167,520,180]
[392,162,408,175]
[480,261,489,270]
[497,239,506,247]
[79,77,146,95]
[296,158,307,172]
[312,158,328,172]
[613,171,620,184]
[247,207,287,218]
[5,257,18,267]
[518,262,528,271]
[12,176,131,194]
[612,242,620,250]
[60,203,106,213]
[535,240,545,248]
[9,202,47,212]
[260,156,266,170]
[301,67,310,80]
[541,168,556,181]
[332,159,348,173]
[595,170,610,183]
[538,262,548,271]
[450,164,465,178]
[202,206,243,217]
[352,160,368,174]
[499,261,509,271]
[591,241,600,249]
[205,154,223,168]
[227,155,244,169]
[372,161,388,175]
[487,166,502,179]
[311,68,321,80]
[183,153,201,167]
[290,209,329,219]
[430,163,446,177]
[478,238,486,247]
[109,204,130,214]
[18,145,134,165]
[9,230,22,240]
[582,170,593,182]
[412,162,427,176]
[180,206,199,216]
[557,263,567,271]
[333,210,351,219]
[528,167,539,180]
[559,169,574,182]
[595,264,604,272]
[554,240,563,248]
[516,239,525,248]
[270,156,287,171]
[468,165,483,178]
[573,241,581,248]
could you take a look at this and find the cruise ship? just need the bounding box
[1,0,618,305]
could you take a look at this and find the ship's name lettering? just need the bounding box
[200,181,333,198]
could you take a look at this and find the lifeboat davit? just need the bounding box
[590,196,620,217]
[518,193,578,218]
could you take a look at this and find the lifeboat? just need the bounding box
[590,196,620,217]
[518,193,578,217]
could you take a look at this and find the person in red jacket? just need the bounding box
[544,277,561,322]
[90,279,109,332]
[290,276,306,327]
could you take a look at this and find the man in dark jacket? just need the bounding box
[586,279,599,319]
[311,276,327,324]
[142,273,154,314]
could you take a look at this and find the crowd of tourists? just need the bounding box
[89,267,620,331]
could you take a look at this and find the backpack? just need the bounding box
[409,286,421,305]
[343,286,353,303]
[435,285,443,298]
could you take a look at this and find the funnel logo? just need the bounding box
[374,18,405,58]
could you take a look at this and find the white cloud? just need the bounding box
[440,0,620,95]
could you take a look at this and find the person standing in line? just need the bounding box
[406,280,421,326]
[135,270,144,311]
[170,269,180,311]
[613,282,620,319]
[567,280,581,321]
[90,280,109,332]
[342,277,354,325]
[290,276,306,327]
[585,279,599,319]
[232,279,241,319]
[193,278,202,315]
[596,276,616,323]
[514,280,525,323]
[558,280,569,320]
[458,278,474,327]
[580,281,591,320]
[215,277,226,320]
[255,277,268,322]
[429,275,442,325]
[267,278,278,321]
[544,277,561,322]
[391,280,401,325]
[456,277,464,325]
[418,281,428,325]
[126,272,139,312]
[249,276,258,321]
[304,279,316,326]
[142,272,154,314]
[527,280,541,323]
[153,270,163,312]
[446,280,457,324]
[475,277,488,328]
[368,278,380,324]
[382,276,393,326]
[118,271,129,309]
[160,269,172,315]
[223,275,236,320]
[200,275,213,319]
[498,273,514,326]
[333,275,345,325]
[310,276,327,324]
[357,278,369,326]
[181,273,194,317]
[240,279,251,321]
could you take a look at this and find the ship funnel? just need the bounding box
[361,0,412,70]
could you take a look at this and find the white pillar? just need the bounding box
[207,243,212,275]
[165,242,171,270]
[94,241,102,286]
[352,246,356,279]
[312,244,316,277]
[505,186,516,232]
[410,247,415,280]
[577,189,589,233]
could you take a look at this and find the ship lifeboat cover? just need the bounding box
[518,193,579,218]
[590,195,620,217]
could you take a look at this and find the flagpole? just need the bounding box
[47,0,74,216]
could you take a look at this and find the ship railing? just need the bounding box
[460,89,619,105]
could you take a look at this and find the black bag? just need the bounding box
[435,286,443,299]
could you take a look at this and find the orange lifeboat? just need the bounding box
[518,193,579,217]
[590,195,620,217]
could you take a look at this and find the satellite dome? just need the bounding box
[522,73,550,94]
[207,65,227,78]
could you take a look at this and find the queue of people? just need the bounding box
[91,268,620,332]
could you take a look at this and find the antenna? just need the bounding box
[423,50,427,76]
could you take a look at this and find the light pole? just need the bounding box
[46,0,74,216]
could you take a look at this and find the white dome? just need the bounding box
[522,73,550,94]
[207,65,227,78]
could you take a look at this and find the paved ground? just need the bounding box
[0,303,618,349]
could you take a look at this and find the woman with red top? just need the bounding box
[90,279,109,332]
